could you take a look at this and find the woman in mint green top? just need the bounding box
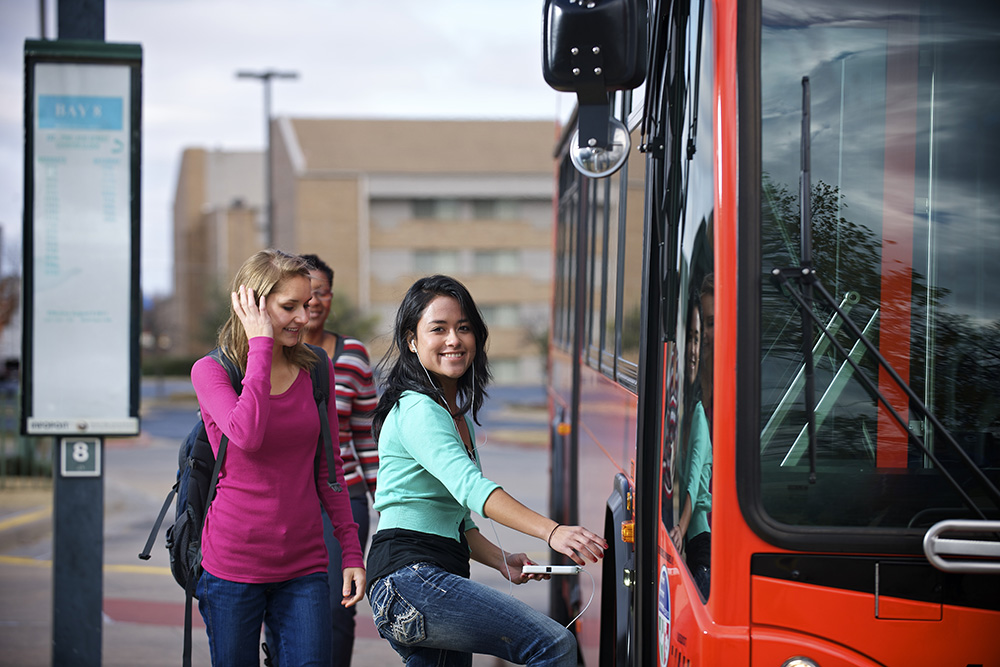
[366,275,607,667]
[374,390,499,540]
[669,291,712,599]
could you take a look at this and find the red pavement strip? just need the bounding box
[102,598,382,638]
[103,598,204,628]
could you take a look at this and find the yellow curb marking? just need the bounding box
[0,554,49,568]
[1,506,174,575]
[0,554,173,576]
[112,563,172,575]
[0,507,51,532]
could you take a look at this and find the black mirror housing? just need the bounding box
[543,0,647,159]
[542,0,648,96]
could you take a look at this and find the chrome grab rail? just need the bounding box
[923,519,1000,574]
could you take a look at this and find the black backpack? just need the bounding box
[138,344,339,666]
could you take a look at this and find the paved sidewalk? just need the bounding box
[0,433,552,666]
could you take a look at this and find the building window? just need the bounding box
[480,304,520,328]
[490,358,521,384]
[413,198,462,220]
[474,250,520,275]
[414,250,460,274]
[472,199,521,220]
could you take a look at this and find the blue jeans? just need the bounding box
[265,494,371,666]
[197,570,332,666]
[369,562,577,666]
[686,531,711,599]
[326,494,371,664]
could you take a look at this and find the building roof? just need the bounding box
[279,117,558,175]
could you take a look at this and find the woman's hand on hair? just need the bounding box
[232,284,273,340]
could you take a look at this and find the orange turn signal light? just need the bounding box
[621,520,635,544]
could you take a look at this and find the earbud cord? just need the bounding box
[414,349,531,600]
[416,355,451,413]
[475,428,515,595]
[566,568,596,629]
[473,378,593,626]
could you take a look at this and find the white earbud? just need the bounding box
[409,341,417,353]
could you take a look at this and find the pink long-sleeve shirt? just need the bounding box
[191,337,363,583]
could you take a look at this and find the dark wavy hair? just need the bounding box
[301,253,333,287]
[372,275,491,437]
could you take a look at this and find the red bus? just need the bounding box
[542,0,1000,665]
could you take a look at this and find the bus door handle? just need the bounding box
[923,519,1000,574]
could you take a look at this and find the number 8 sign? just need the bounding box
[60,437,101,477]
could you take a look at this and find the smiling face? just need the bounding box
[686,302,701,387]
[305,268,333,335]
[266,275,311,347]
[409,295,476,392]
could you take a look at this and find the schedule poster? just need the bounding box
[22,42,142,436]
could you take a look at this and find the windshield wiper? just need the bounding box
[799,76,819,484]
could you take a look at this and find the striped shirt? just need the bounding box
[332,334,379,497]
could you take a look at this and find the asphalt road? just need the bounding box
[0,378,558,666]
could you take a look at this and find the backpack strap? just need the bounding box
[182,574,196,667]
[138,485,176,560]
[205,348,241,506]
[332,332,345,361]
[305,343,341,492]
[209,347,244,394]
[188,348,242,667]
[137,349,242,562]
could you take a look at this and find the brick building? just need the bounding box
[169,118,556,383]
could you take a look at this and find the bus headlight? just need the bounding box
[781,658,819,667]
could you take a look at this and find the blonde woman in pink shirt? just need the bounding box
[191,249,365,665]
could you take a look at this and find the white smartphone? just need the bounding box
[522,564,583,575]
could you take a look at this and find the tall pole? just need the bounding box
[236,70,298,248]
[51,4,106,665]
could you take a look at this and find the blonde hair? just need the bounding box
[217,249,318,373]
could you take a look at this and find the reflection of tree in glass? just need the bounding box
[915,311,1000,445]
[761,175,906,461]
[759,174,1000,471]
[760,173,885,403]
[762,174,884,324]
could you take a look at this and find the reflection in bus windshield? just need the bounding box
[670,275,714,599]
[759,0,1000,530]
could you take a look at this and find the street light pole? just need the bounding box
[236,69,298,248]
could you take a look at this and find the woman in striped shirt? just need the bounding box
[300,253,379,666]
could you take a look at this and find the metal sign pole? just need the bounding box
[53,438,104,665]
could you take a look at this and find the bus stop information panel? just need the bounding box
[21,40,141,438]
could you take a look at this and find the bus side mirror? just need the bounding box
[543,0,648,177]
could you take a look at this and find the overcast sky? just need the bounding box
[0,0,570,296]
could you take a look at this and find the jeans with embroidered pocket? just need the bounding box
[368,562,577,667]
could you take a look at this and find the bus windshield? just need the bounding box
[758,0,1000,533]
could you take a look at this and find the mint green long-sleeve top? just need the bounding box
[373,391,501,541]
[684,400,713,540]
